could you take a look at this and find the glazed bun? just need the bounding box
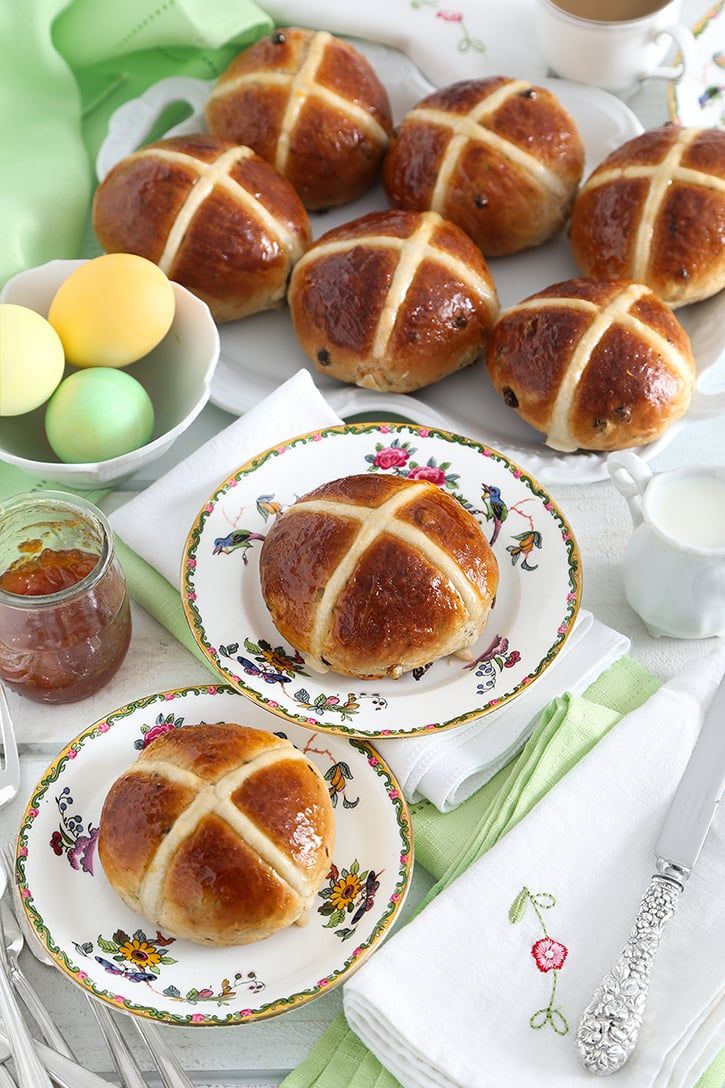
[383,77,584,256]
[570,125,725,307]
[288,210,499,393]
[98,724,334,946]
[205,28,393,209]
[93,134,311,322]
[486,278,695,452]
[259,474,499,680]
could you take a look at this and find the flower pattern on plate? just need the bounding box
[134,712,185,750]
[49,787,98,875]
[318,861,381,942]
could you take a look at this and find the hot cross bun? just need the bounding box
[259,473,499,680]
[93,134,311,322]
[99,723,334,946]
[205,28,393,209]
[288,209,499,393]
[383,77,584,256]
[486,278,695,452]
[570,125,725,307]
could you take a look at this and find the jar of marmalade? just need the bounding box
[0,492,131,703]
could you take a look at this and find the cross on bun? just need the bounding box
[93,134,311,322]
[383,77,584,256]
[259,474,499,680]
[570,125,725,307]
[98,723,334,946]
[486,278,695,452]
[288,209,499,393]
[205,28,393,209]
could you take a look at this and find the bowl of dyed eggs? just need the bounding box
[0,257,219,487]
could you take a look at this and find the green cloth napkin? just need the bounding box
[0,462,721,1086]
[0,0,272,288]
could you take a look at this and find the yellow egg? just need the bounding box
[0,304,65,416]
[48,254,175,369]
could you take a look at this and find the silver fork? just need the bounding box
[2,845,192,1088]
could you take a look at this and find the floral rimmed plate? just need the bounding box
[181,424,582,739]
[16,686,412,1026]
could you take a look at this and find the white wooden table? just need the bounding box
[3,7,724,1081]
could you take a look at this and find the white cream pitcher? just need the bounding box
[608,451,725,639]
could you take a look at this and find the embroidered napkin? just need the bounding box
[343,648,725,1088]
[110,369,630,812]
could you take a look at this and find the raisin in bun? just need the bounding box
[486,278,695,452]
[288,209,499,393]
[570,125,725,307]
[93,134,311,322]
[383,77,584,256]
[205,28,393,209]
[259,474,499,680]
[98,724,334,946]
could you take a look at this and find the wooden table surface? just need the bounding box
[4,3,724,1081]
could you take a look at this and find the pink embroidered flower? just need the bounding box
[374,446,410,470]
[191,1013,206,1023]
[504,650,521,668]
[406,464,446,485]
[141,721,176,748]
[437,9,464,20]
[531,937,568,973]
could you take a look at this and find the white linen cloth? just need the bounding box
[112,369,630,811]
[344,648,725,1088]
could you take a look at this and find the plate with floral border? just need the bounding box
[181,423,582,739]
[16,684,412,1026]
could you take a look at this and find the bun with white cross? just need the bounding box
[98,723,335,945]
[570,125,725,307]
[288,210,499,393]
[383,77,584,257]
[92,134,311,323]
[205,28,393,210]
[486,278,695,453]
[259,473,499,680]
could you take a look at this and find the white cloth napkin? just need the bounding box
[112,369,629,811]
[383,611,630,811]
[344,648,725,1088]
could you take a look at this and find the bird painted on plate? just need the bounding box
[480,484,508,545]
[256,494,284,522]
[507,530,543,572]
[212,529,265,563]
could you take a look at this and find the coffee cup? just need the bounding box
[534,0,696,94]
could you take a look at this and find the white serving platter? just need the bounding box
[96,30,725,487]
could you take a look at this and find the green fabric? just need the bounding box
[0,0,272,288]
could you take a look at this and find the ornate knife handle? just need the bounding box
[576,873,684,1076]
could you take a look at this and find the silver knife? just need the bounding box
[576,674,725,1076]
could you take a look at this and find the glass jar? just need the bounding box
[0,491,132,703]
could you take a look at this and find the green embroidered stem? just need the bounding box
[528,890,549,938]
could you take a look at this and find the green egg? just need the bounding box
[45,368,155,463]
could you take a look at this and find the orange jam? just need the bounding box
[0,495,132,704]
[0,548,99,597]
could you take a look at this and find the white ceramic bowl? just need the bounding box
[0,259,220,488]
